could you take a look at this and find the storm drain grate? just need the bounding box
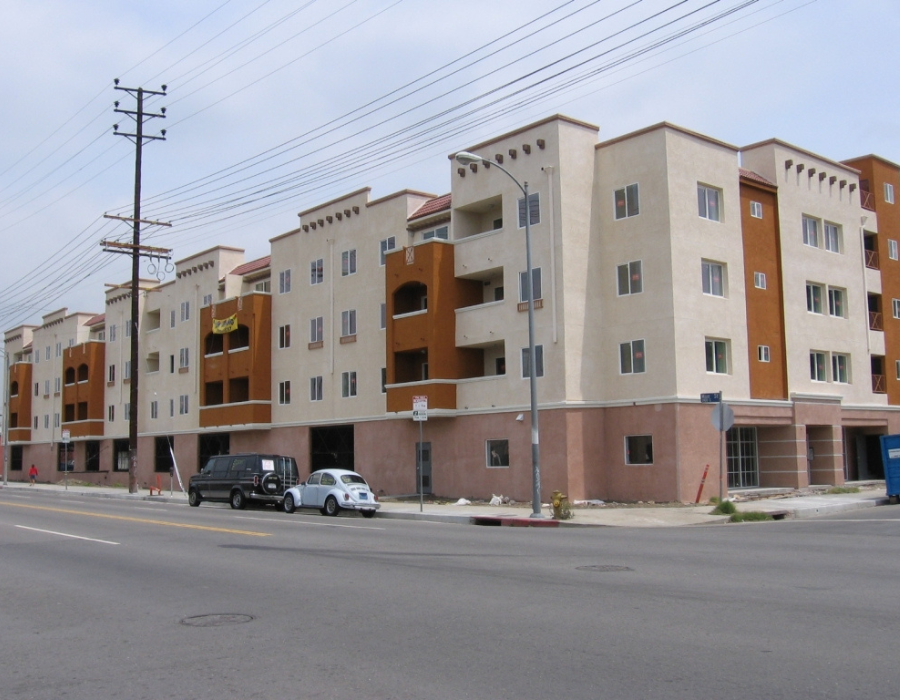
[576,565,633,572]
[180,614,254,627]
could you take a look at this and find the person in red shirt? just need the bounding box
[29,464,38,485]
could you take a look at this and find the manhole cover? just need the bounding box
[576,565,633,572]
[180,614,254,627]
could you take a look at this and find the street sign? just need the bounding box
[711,403,735,432]
[61,429,70,444]
[700,392,722,403]
[412,396,427,422]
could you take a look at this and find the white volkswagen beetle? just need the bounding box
[282,468,380,518]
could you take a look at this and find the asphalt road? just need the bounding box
[1,489,898,700]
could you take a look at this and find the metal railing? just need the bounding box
[865,249,880,269]
[872,374,886,393]
[869,311,883,331]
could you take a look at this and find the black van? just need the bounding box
[188,454,299,509]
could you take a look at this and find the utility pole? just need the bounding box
[103,80,169,494]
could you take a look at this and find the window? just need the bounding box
[824,222,841,253]
[893,299,900,320]
[33,416,38,429]
[381,367,387,393]
[279,269,292,294]
[517,192,540,227]
[179,395,189,415]
[310,259,324,285]
[279,380,291,405]
[697,185,721,221]
[35,352,40,364]
[619,340,645,374]
[310,316,324,343]
[151,401,158,419]
[758,345,770,362]
[701,261,725,297]
[750,201,763,219]
[341,249,357,276]
[170,310,176,328]
[54,377,61,393]
[124,403,131,421]
[44,379,50,396]
[255,280,271,293]
[625,435,653,465]
[806,283,824,314]
[380,237,396,266]
[55,342,62,357]
[109,325,117,342]
[616,261,642,295]
[341,371,357,398]
[180,301,190,322]
[108,364,116,383]
[380,303,386,330]
[423,226,449,240]
[310,376,323,401]
[885,182,895,204]
[828,288,846,318]
[705,339,728,374]
[754,272,767,289]
[170,399,175,417]
[179,348,189,369]
[802,216,819,248]
[521,345,544,378]
[341,310,357,337]
[896,360,900,381]
[170,355,175,373]
[125,322,131,338]
[124,360,132,380]
[832,353,849,383]
[54,413,60,428]
[486,439,510,468]
[108,405,115,422]
[203,294,213,306]
[45,346,51,360]
[34,383,39,396]
[889,240,899,261]
[614,184,639,219]
[519,268,542,302]
[810,351,827,381]
[279,324,291,349]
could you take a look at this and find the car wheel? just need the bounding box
[230,489,246,510]
[361,510,376,519]
[283,493,296,514]
[188,489,201,507]
[324,495,339,517]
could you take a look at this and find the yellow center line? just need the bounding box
[0,502,271,537]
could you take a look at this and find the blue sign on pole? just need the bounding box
[700,392,722,403]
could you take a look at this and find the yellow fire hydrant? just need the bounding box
[551,490,573,520]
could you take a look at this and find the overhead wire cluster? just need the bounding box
[0,0,810,329]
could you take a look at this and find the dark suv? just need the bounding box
[188,454,299,509]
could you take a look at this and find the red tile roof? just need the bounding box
[230,256,271,276]
[739,168,775,187]
[409,194,451,221]
[86,314,105,326]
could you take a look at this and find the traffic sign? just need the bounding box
[711,403,734,432]
[700,392,722,403]
[412,396,427,422]
[61,429,71,444]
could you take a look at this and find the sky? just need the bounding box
[1,0,898,331]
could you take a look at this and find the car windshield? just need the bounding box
[341,474,367,485]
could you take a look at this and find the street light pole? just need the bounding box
[455,151,543,518]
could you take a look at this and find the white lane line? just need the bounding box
[234,515,384,531]
[15,525,120,545]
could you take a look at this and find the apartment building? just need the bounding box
[5,114,899,502]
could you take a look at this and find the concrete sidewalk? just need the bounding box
[1,479,892,527]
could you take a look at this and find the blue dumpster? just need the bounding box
[877,434,900,498]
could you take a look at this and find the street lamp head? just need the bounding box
[455,151,483,166]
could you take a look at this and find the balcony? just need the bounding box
[861,189,876,211]
[872,374,886,394]
[865,249,880,270]
[456,301,505,348]
[200,401,271,428]
[869,311,883,331]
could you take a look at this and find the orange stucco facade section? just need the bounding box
[200,293,272,427]
[61,341,106,438]
[7,361,33,441]
[740,178,788,399]
[843,155,900,405]
[384,241,482,412]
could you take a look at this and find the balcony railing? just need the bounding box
[861,190,876,211]
[869,311,883,331]
[872,374,886,394]
[865,249,880,270]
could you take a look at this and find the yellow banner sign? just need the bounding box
[212,314,238,334]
